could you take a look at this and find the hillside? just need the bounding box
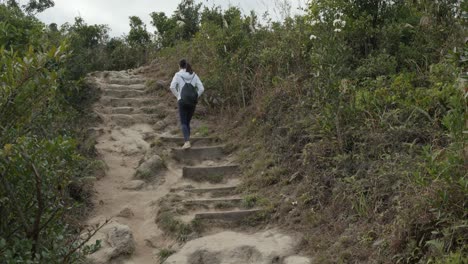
[0,0,466,263]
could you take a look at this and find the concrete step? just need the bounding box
[194,209,261,221]
[182,165,239,182]
[101,83,146,91]
[105,78,146,85]
[171,146,226,162]
[106,114,158,126]
[102,89,146,98]
[159,136,219,146]
[184,186,237,195]
[100,97,156,107]
[183,198,242,206]
[105,107,135,115]
[101,106,163,115]
[140,106,164,115]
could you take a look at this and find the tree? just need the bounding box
[150,11,177,47]
[23,0,54,14]
[150,0,202,48]
[5,0,54,14]
[201,5,223,27]
[127,16,150,46]
[175,0,202,40]
[63,17,110,79]
[0,3,44,52]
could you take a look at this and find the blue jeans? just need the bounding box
[178,100,196,142]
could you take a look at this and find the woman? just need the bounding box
[169,59,205,149]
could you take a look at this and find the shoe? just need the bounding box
[182,141,191,149]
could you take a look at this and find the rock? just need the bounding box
[156,80,167,89]
[122,180,145,190]
[117,208,134,218]
[134,155,165,180]
[165,230,312,264]
[107,224,135,256]
[86,222,136,264]
[372,239,386,248]
[284,256,312,264]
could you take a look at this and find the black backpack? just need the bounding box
[180,74,198,106]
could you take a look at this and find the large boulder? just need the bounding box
[134,155,165,181]
[122,180,146,190]
[165,230,312,264]
[86,222,136,264]
[284,256,313,264]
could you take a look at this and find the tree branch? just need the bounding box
[30,163,44,259]
[0,171,31,235]
[61,219,110,263]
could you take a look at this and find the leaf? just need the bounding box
[3,143,13,156]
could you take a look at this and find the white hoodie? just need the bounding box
[169,69,205,101]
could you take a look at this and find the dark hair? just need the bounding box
[179,59,193,74]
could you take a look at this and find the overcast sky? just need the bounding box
[35,0,306,37]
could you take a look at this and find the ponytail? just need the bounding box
[179,59,194,74]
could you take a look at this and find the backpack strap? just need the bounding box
[184,74,195,84]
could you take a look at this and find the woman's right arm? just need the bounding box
[195,75,205,97]
[169,74,178,98]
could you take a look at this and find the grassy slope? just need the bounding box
[152,13,467,263]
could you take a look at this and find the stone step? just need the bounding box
[194,209,261,221]
[102,106,163,115]
[159,136,219,146]
[100,97,156,107]
[106,107,135,115]
[102,89,146,98]
[171,146,226,162]
[140,106,165,115]
[182,165,239,182]
[184,186,237,195]
[101,83,146,91]
[183,198,242,206]
[105,78,146,85]
[106,114,158,126]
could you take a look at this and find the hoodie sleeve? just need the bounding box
[195,74,205,97]
[169,73,179,98]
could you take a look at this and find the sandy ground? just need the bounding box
[84,69,312,264]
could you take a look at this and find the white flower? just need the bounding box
[309,34,318,40]
[333,19,346,27]
[310,19,319,26]
[176,20,185,27]
[334,28,342,33]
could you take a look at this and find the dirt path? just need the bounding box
[84,69,312,264]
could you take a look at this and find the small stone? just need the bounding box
[372,239,385,248]
[117,208,134,218]
[86,223,136,263]
[123,180,145,190]
[106,223,136,257]
[134,155,165,180]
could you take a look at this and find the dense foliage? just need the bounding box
[154,0,467,263]
[0,2,102,262]
[1,0,466,262]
